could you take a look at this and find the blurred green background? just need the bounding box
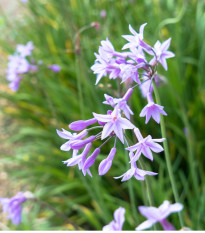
[0,0,204,230]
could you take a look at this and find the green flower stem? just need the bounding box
[152,81,184,227]
[138,159,157,231]
[124,137,138,224]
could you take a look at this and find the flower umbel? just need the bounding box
[0,192,27,225]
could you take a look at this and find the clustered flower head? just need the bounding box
[57,23,174,180]
[102,201,183,231]
[6,42,60,91]
[0,191,34,225]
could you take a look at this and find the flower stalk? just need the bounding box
[152,80,184,228]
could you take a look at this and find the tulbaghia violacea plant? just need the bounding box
[6,42,61,91]
[57,23,173,180]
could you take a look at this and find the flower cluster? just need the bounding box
[102,201,183,231]
[57,23,174,180]
[6,42,60,91]
[0,191,34,225]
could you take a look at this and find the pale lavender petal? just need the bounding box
[142,146,153,161]
[134,128,144,141]
[138,206,160,220]
[135,219,156,231]
[56,129,73,139]
[146,141,164,153]
[101,121,114,140]
[93,112,112,122]
[161,38,171,52]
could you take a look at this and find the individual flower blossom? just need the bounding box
[99,147,116,175]
[136,201,183,231]
[114,152,157,181]
[147,38,175,70]
[122,23,147,50]
[126,128,165,162]
[120,63,141,84]
[103,88,134,119]
[56,128,88,151]
[139,92,167,124]
[91,49,121,85]
[93,108,135,143]
[103,207,125,231]
[47,64,61,72]
[16,41,34,57]
[0,192,26,225]
[63,143,93,177]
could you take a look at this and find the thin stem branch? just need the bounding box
[30,198,80,230]
[152,81,184,228]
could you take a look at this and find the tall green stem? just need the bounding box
[152,81,184,227]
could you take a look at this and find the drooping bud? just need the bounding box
[70,136,96,150]
[69,118,97,131]
[98,148,116,175]
[83,148,101,170]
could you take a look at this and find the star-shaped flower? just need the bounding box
[93,108,135,143]
[140,92,167,124]
[148,38,175,70]
[114,152,157,182]
[126,128,165,162]
[136,201,183,231]
[122,23,147,50]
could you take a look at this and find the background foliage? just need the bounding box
[0,0,204,230]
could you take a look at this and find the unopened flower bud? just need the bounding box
[99,148,116,175]
[70,136,96,149]
[69,118,97,131]
[83,148,101,170]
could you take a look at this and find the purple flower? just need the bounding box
[120,63,141,84]
[122,23,147,50]
[114,152,157,181]
[16,41,34,57]
[91,51,121,85]
[139,92,167,124]
[148,38,175,70]
[103,88,134,119]
[93,108,135,143]
[63,143,92,177]
[91,38,128,85]
[136,201,183,231]
[99,147,116,175]
[56,128,88,151]
[103,207,125,231]
[69,118,97,131]
[0,192,26,225]
[47,64,61,72]
[83,148,101,173]
[126,128,165,162]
